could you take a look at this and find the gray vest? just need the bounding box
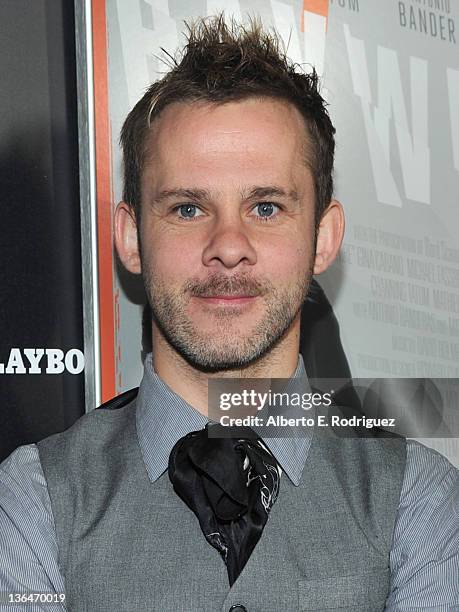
[37,396,406,612]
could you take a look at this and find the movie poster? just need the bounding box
[89,0,459,464]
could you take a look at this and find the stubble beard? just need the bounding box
[143,264,313,373]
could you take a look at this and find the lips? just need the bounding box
[195,294,258,305]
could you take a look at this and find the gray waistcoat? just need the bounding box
[37,397,406,612]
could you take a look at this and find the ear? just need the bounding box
[114,202,141,274]
[313,200,345,275]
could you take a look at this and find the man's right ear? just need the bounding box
[114,202,141,274]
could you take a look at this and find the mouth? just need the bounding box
[194,294,259,306]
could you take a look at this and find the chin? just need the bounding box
[179,352,263,374]
[176,332,280,373]
[187,318,259,341]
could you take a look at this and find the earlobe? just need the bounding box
[114,202,141,274]
[313,200,345,275]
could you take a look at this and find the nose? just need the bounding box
[201,213,257,270]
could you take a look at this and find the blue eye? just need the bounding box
[253,202,279,219]
[176,204,202,219]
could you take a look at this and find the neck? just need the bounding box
[151,317,301,416]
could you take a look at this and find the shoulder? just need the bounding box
[315,422,407,475]
[387,442,459,607]
[0,443,55,549]
[37,391,138,458]
[0,444,65,595]
[402,439,459,505]
[0,443,51,519]
[36,392,140,498]
[392,439,458,560]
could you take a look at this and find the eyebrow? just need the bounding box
[151,186,300,205]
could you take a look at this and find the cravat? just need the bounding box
[168,423,281,585]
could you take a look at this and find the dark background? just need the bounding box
[0,0,84,462]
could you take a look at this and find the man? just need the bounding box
[0,15,458,612]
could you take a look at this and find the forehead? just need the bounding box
[141,97,311,189]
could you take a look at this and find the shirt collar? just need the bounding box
[136,354,313,486]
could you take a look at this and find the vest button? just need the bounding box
[229,606,248,612]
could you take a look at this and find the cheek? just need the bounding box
[141,229,202,280]
[259,238,313,280]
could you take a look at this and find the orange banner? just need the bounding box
[92,0,116,402]
[301,0,329,31]
[303,0,328,16]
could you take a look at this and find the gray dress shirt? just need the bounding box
[0,354,458,611]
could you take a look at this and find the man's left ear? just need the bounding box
[313,200,345,275]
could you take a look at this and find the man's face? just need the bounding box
[138,97,317,372]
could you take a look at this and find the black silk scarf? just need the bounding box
[168,423,281,585]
